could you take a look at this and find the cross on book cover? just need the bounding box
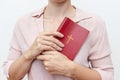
[57,17,89,60]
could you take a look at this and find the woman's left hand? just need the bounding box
[36,51,75,77]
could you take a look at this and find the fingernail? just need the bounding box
[61,34,64,37]
[60,48,63,51]
[61,44,64,47]
[58,48,62,51]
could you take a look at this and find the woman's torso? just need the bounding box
[18,7,94,80]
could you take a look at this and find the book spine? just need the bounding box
[57,17,68,31]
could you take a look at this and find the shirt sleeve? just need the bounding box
[88,17,114,80]
[2,22,22,78]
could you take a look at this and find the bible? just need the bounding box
[57,17,89,60]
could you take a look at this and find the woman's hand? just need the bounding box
[24,32,64,60]
[36,51,75,77]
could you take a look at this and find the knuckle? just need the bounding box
[36,38,40,43]
[51,38,58,44]
[48,46,52,50]
[50,37,54,41]
[48,55,52,60]
[44,46,50,50]
[49,46,54,50]
[49,42,53,46]
[44,62,48,66]
[37,43,40,47]
[36,44,42,50]
[52,44,56,48]
[51,43,57,48]
[55,39,59,44]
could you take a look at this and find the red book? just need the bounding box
[57,17,89,60]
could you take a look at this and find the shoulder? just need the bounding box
[15,7,44,26]
[76,7,105,22]
[75,7,105,31]
[12,7,45,35]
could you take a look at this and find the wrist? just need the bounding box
[23,50,36,61]
[71,63,76,77]
[65,61,76,78]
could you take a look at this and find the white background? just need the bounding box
[0,0,120,80]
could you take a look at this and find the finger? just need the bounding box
[41,32,64,38]
[45,66,54,72]
[36,54,53,61]
[40,40,62,51]
[42,36,64,48]
[36,55,48,61]
[40,44,56,51]
[45,67,61,74]
[42,51,54,55]
[45,67,49,71]
[49,71,62,75]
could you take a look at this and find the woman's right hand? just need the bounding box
[24,31,64,60]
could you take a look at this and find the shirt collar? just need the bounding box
[32,7,45,18]
[32,6,93,23]
[74,7,93,23]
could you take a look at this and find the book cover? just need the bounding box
[57,17,89,60]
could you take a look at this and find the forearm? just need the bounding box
[70,62,102,80]
[8,51,34,80]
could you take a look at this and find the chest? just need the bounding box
[20,17,91,64]
[43,18,63,31]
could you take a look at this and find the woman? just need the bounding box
[3,0,114,80]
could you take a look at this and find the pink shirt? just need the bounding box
[3,7,114,80]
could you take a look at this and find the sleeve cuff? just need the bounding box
[93,68,114,80]
[2,60,14,78]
